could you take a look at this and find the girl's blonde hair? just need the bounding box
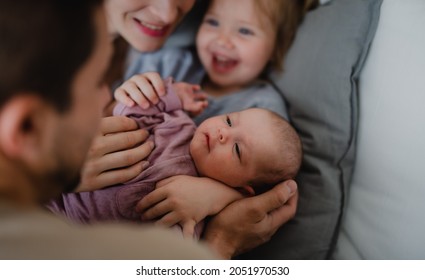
[254,0,319,71]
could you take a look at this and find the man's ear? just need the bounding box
[239,185,255,196]
[0,94,51,160]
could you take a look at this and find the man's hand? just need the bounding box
[203,180,298,259]
[76,116,154,192]
[136,176,243,238]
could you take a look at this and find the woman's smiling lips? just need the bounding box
[133,18,169,37]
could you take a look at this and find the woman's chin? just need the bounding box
[128,37,166,52]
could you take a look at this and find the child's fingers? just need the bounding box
[114,88,135,107]
[143,72,166,97]
[191,84,201,92]
[135,80,160,106]
[131,75,161,105]
[192,101,206,112]
[195,100,208,110]
[183,101,198,113]
[185,101,208,117]
[124,82,150,109]
[194,101,208,116]
[195,91,209,101]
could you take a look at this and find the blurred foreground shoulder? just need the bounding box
[0,202,216,260]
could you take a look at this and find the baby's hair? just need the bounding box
[253,0,319,71]
[248,110,302,193]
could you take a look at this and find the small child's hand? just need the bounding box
[114,72,165,109]
[172,82,208,117]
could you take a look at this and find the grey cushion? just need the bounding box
[240,0,382,259]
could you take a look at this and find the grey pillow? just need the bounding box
[240,0,382,259]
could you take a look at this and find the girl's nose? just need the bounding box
[216,33,234,50]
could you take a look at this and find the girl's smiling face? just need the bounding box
[196,0,276,91]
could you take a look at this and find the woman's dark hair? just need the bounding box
[0,0,103,111]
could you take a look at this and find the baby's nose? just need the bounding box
[218,127,229,143]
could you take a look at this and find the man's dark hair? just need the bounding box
[0,0,103,111]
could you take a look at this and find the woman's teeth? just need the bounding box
[141,21,163,30]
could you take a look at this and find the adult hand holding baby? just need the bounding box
[204,180,298,259]
[76,115,154,192]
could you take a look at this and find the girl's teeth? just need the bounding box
[216,55,228,61]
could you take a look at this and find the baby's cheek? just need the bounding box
[221,153,234,163]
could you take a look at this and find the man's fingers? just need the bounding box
[101,139,153,167]
[91,129,150,156]
[99,116,139,135]
[135,187,168,213]
[156,177,175,188]
[155,212,180,227]
[142,199,171,220]
[268,191,298,229]
[250,180,297,217]
[81,161,148,190]
[182,220,196,239]
[267,180,297,211]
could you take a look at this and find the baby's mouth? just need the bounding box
[212,54,238,73]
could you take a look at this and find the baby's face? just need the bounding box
[190,108,278,187]
[196,0,276,90]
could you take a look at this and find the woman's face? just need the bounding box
[105,0,195,52]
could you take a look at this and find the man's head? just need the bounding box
[190,108,302,192]
[0,0,112,204]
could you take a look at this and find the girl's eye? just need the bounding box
[235,143,241,160]
[205,18,219,27]
[239,27,253,35]
[226,116,232,127]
